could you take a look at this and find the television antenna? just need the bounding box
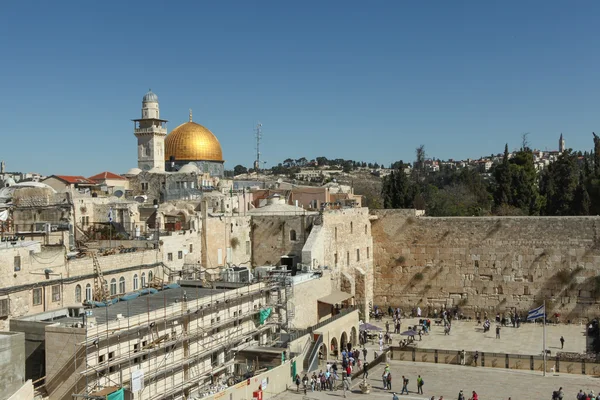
[254,122,263,173]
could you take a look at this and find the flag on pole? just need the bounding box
[527,304,545,321]
[108,207,113,223]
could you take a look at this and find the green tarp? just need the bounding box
[291,360,296,379]
[107,388,125,400]
[259,307,272,324]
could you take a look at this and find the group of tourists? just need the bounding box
[296,343,361,394]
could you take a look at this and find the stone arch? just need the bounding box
[350,327,358,347]
[340,331,349,352]
[319,343,327,362]
[330,337,339,358]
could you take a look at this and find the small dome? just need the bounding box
[178,163,200,174]
[148,166,165,174]
[124,167,142,176]
[143,89,158,103]
[3,177,16,187]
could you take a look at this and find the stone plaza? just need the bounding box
[279,360,600,400]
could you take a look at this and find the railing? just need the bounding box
[303,333,323,372]
[286,306,356,342]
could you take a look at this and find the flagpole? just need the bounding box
[543,299,546,377]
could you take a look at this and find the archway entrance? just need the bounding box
[319,343,327,363]
[350,327,358,347]
[340,331,349,353]
[330,337,339,359]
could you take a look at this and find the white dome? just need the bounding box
[148,166,165,174]
[3,177,16,187]
[124,168,142,176]
[178,163,200,174]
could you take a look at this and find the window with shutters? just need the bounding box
[0,299,9,317]
[33,288,42,306]
[51,285,60,302]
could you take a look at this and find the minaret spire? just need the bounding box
[189,109,193,122]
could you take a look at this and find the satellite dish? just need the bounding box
[134,196,146,203]
[114,190,124,198]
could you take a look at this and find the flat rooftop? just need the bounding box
[90,286,228,325]
[17,285,229,327]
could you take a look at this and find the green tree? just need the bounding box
[508,148,541,215]
[493,144,511,209]
[382,169,415,208]
[233,165,248,176]
[539,150,579,215]
[573,171,591,215]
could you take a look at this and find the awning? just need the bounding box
[318,291,353,305]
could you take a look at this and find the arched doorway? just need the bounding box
[330,337,339,359]
[319,343,327,363]
[350,327,358,347]
[340,331,348,353]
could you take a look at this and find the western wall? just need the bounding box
[371,209,600,320]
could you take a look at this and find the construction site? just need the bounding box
[5,252,359,400]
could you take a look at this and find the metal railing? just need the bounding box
[303,333,323,372]
[287,306,356,342]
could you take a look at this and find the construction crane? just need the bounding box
[92,252,110,302]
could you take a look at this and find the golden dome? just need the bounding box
[164,121,223,162]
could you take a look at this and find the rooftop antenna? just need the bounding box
[254,122,262,174]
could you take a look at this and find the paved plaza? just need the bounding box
[277,360,600,400]
[362,316,587,356]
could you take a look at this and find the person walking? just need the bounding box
[363,361,369,379]
[496,325,501,339]
[416,375,424,394]
[382,371,389,389]
[458,390,465,400]
[342,371,350,398]
[386,372,392,391]
[363,347,368,361]
[560,336,565,349]
[400,375,409,395]
[473,351,479,366]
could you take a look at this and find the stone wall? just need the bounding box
[251,215,315,266]
[371,210,600,319]
[0,332,26,400]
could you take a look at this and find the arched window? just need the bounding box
[141,272,146,288]
[350,222,353,234]
[335,227,338,240]
[110,278,117,296]
[289,229,297,241]
[119,277,126,294]
[133,274,139,291]
[145,145,150,156]
[148,271,153,283]
[75,284,82,303]
[365,224,368,234]
[85,284,92,301]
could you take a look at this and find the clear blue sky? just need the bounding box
[2,1,599,176]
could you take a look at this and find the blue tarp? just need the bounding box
[119,292,140,301]
[107,388,125,400]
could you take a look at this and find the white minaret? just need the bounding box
[559,133,565,153]
[133,89,167,171]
